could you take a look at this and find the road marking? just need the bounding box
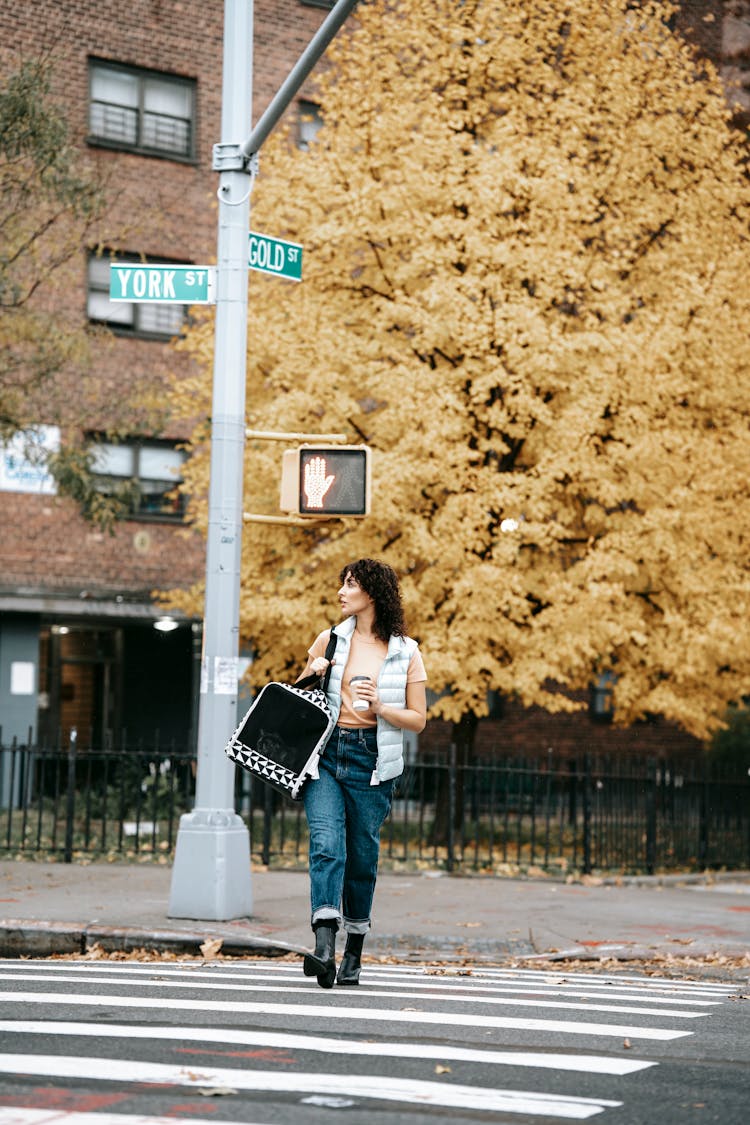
[0,972,707,1019]
[0,1111,272,1125]
[0,990,692,1040]
[0,1020,656,1075]
[0,1054,622,1119]
[443,967,734,990]
[2,959,729,993]
[348,967,732,996]
[0,963,720,1006]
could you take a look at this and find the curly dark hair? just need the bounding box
[339,558,406,643]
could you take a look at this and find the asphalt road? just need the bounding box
[0,957,747,1124]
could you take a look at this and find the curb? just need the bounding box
[4,922,746,967]
[518,944,734,963]
[598,870,750,888]
[0,922,533,962]
[0,920,309,960]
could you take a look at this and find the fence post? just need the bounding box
[645,759,657,876]
[567,757,578,827]
[64,730,77,864]
[261,782,273,867]
[3,740,14,846]
[447,742,456,872]
[698,760,709,870]
[582,753,592,875]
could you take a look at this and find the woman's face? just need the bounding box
[338,571,373,617]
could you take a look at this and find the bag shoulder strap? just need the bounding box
[296,627,338,692]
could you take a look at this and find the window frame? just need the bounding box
[298,99,324,150]
[88,58,197,163]
[87,250,188,341]
[88,435,188,524]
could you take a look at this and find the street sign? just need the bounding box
[248,231,303,281]
[109,263,216,303]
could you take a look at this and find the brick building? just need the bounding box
[0,1,334,754]
[0,1,744,762]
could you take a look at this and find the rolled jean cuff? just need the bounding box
[343,918,370,935]
[311,906,341,929]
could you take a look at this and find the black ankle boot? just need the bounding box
[336,931,365,986]
[303,921,336,989]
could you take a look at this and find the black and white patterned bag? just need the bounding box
[224,630,337,801]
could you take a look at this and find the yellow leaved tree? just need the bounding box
[167,0,750,749]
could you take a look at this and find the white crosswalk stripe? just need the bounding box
[0,1055,624,1118]
[0,964,722,1006]
[0,958,738,1122]
[0,988,696,1039]
[0,1021,657,1076]
[0,970,712,1017]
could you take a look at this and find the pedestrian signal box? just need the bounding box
[280,445,371,518]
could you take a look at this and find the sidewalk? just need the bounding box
[1,859,749,966]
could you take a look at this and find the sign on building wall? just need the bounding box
[0,426,59,494]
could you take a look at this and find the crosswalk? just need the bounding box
[0,957,738,1123]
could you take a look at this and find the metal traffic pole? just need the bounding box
[169,0,361,921]
[168,0,254,920]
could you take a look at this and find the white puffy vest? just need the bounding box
[325,615,418,785]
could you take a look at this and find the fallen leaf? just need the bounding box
[623,1039,632,1049]
[196,1087,238,1097]
[200,937,224,960]
[435,1064,452,1074]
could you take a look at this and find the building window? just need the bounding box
[87,252,185,339]
[298,100,324,150]
[88,60,196,160]
[90,438,187,521]
[590,671,616,722]
[0,426,59,495]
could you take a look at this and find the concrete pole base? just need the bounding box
[168,808,253,921]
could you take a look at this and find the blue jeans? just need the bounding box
[303,725,394,934]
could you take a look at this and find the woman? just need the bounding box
[297,558,427,988]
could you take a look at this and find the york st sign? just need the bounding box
[109,263,215,303]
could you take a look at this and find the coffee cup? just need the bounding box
[350,675,371,712]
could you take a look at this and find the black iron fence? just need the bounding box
[0,738,747,875]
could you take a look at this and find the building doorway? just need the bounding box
[38,625,121,747]
[36,619,196,750]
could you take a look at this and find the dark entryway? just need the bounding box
[37,620,195,749]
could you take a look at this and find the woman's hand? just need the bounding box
[362,681,427,733]
[356,679,382,714]
[309,656,332,677]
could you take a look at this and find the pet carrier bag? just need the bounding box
[224,630,337,800]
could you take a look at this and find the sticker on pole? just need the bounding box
[248,232,303,281]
